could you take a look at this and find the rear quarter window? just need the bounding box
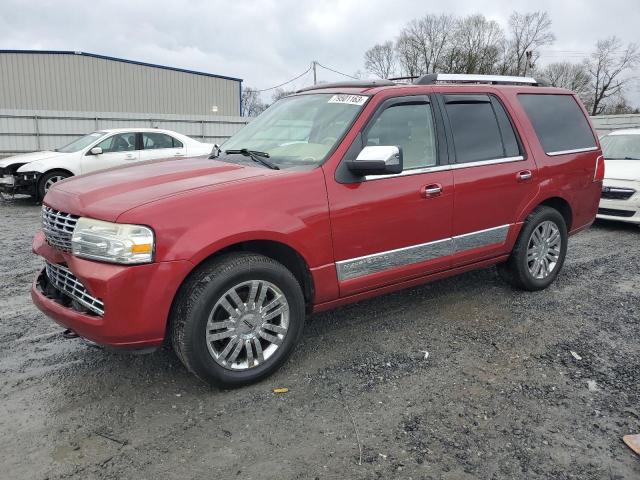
[518,94,597,155]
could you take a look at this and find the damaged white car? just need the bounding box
[0,128,213,200]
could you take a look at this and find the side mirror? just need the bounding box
[346,146,403,176]
[89,147,103,155]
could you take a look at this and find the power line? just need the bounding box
[315,62,359,80]
[254,65,313,92]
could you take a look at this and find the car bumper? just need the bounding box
[31,231,194,348]
[597,184,640,224]
[0,172,38,196]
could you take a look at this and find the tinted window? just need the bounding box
[518,94,596,154]
[143,133,182,149]
[444,96,506,163]
[96,133,136,153]
[365,102,437,169]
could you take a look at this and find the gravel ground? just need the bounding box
[1,196,639,480]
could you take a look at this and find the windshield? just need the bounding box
[600,134,640,160]
[56,131,107,153]
[222,93,368,166]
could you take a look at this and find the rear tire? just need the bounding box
[170,253,305,387]
[498,206,568,291]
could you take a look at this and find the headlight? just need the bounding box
[71,218,155,264]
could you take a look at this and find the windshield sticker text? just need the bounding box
[328,94,368,106]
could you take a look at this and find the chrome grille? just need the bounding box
[42,206,79,252]
[45,262,104,315]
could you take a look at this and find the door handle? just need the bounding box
[174,152,186,157]
[125,154,135,159]
[421,183,443,197]
[517,170,533,182]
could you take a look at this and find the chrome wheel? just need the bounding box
[44,175,66,192]
[205,280,290,370]
[527,220,561,279]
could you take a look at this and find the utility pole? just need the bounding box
[312,60,317,85]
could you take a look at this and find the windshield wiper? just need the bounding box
[224,149,280,170]
[605,156,640,160]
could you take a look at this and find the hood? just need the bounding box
[603,159,640,181]
[0,151,67,170]
[45,156,275,221]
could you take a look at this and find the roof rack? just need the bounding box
[413,73,543,86]
[296,80,396,93]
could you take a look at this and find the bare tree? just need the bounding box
[241,87,266,117]
[539,62,590,98]
[507,11,555,76]
[400,14,456,75]
[444,15,505,74]
[271,88,294,103]
[395,32,422,77]
[587,36,640,115]
[364,41,396,78]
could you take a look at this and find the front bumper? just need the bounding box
[31,231,194,348]
[0,172,38,196]
[597,183,640,224]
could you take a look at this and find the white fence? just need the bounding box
[0,108,249,158]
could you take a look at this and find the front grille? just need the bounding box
[42,206,79,252]
[598,208,636,218]
[601,187,636,200]
[45,262,104,315]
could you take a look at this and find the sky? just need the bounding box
[1,0,639,104]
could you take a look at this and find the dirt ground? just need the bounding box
[0,196,638,480]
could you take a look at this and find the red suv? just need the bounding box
[32,74,604,386]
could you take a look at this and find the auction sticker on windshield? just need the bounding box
[328,94,368,106]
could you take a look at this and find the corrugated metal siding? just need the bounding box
[0,108,249,157]
[0,52,240,116]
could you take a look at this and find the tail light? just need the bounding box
[594,155,605,182]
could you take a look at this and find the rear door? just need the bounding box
[139,132,186,162]
[326,95,454,297]
[81,132,140,174]
[438,92,538,267]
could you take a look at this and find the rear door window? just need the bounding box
[518,94,597,155]
[142,132,183,150]
[443,94,521,163]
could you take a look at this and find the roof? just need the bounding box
[0,50,242,83]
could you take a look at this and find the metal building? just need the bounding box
[0,50,242,116]
[0,50,248,158]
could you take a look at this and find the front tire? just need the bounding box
[38,170,71,200]
[170,253,305,387]
[498,206,568,291]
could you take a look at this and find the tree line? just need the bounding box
[363,11,639,116]
[241,11,639,117]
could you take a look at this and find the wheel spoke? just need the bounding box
[256,283,268,308]
[227,338,244,364]
[207,330,235,342]
[218,337,238,360]
[245,339,254,366]
[247,281,259,308]
[228,289,244,311]
[208,320,235,330]
[219,297,237,318]
[262,323,287,335]
[263,305,287,322]
[252,337,264,363]
[258,330,282,345]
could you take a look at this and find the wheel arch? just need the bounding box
[522,196,573,231]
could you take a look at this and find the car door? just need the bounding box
[139,132,186,162]
[81,132,140,174]
[437,92,539,267]
[326,95,454,297]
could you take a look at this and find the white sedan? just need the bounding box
[0,128,213,200]
[597,128,640,225]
